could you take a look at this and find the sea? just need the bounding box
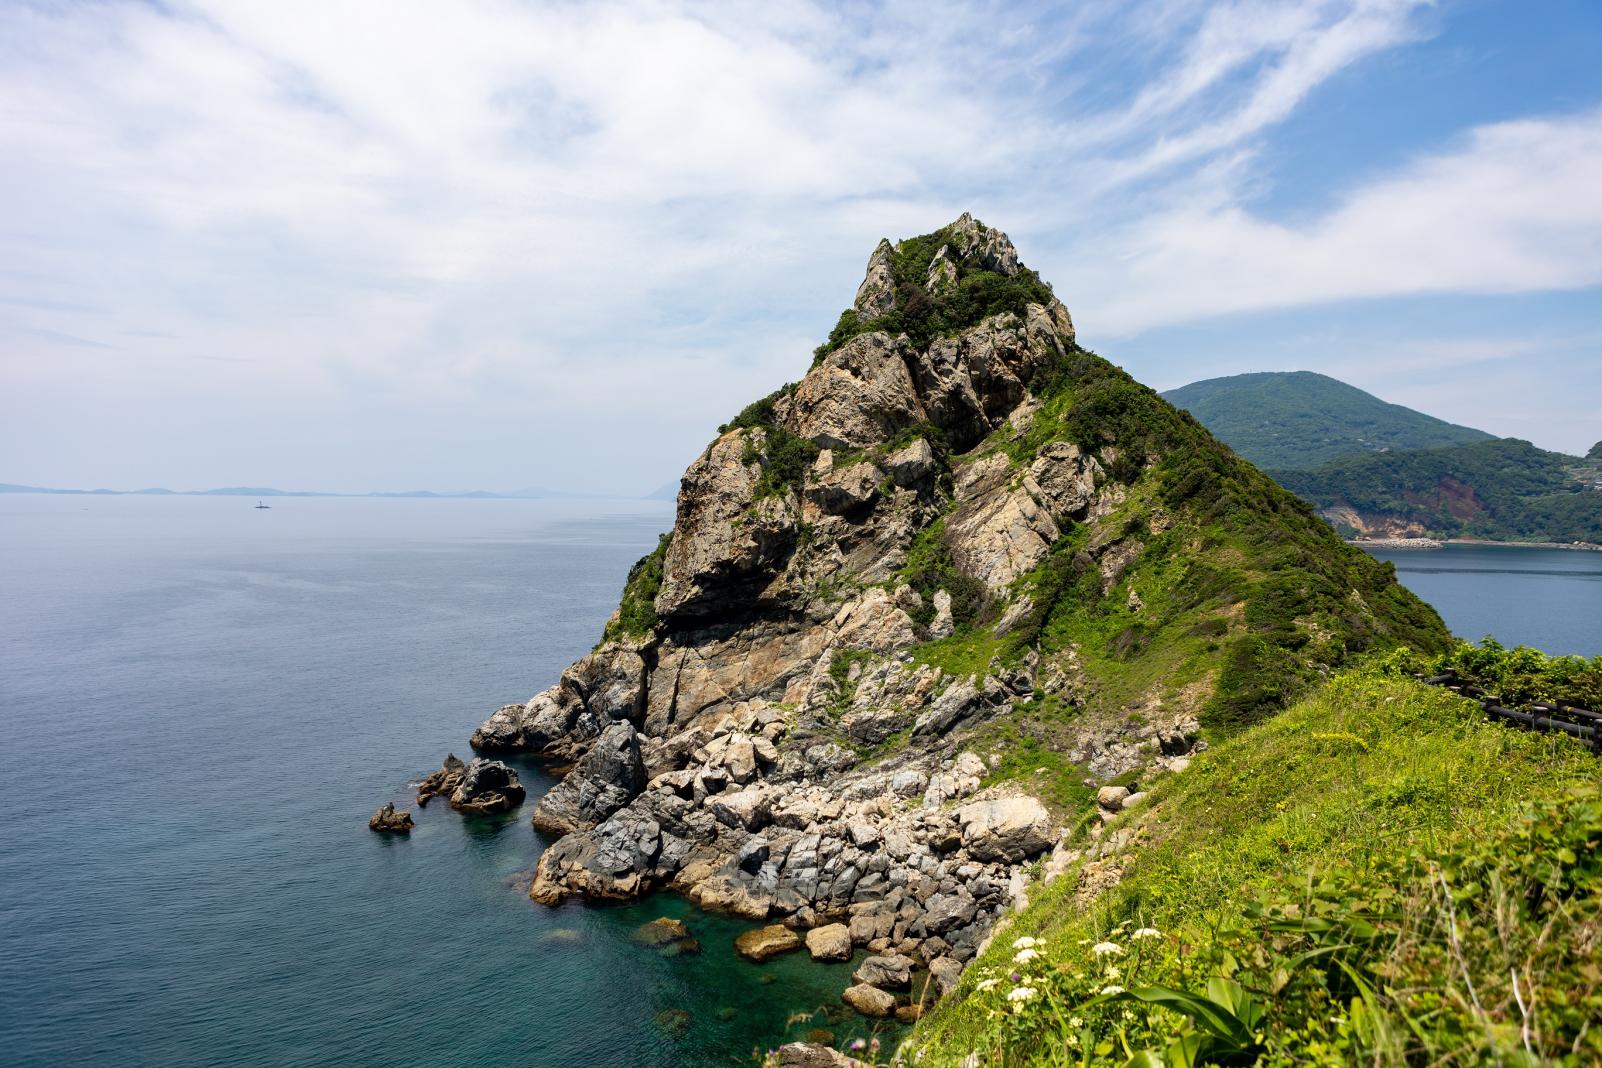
[1,496,1597,1068]
[0,495,895,1068]
[1362,543,1602,657]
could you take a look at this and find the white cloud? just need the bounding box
[0,0,1596,490]
[1065,106,1602,334]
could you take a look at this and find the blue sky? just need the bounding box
[1,0,1599,494]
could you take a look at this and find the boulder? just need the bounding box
[957,796,1052,863]
[632,917,693,947]
[804,923,853,962]
[853,954,912,990]
[928,955,964,997]
[1096,785,1130,810]
[777,1043,867,1067]
[710,787,773,832]
[654,430,797,620]
[891,769,928,798]
[734,924,803,962]
[841,983,896,1018]
[448,758,526,815]
[367,802,414,833]
[530,722,646,835]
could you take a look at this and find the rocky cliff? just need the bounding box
[466,214,1449,998]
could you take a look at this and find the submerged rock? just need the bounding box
[367,802,414,833]
[653,1007,692,1037]
[733,924,802,962]
[632,916,692,947]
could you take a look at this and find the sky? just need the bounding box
[2,0,1600,496]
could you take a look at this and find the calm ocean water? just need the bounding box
[1364,543,1602,656]
[2,499,1597,1068]
[0,495,894,1068]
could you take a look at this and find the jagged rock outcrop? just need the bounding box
[416,754,466,806]
[465,212,1449,1020]
[448,758,526,815]
[530,722,646,834]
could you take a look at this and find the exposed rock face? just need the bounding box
[448,758,526,815]
[367,802,414,833]
[466,212,1445,1025]
[530,722,646,834]
[791,333,923,450]
[854,239,897,319]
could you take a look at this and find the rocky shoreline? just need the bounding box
[383,214,1437,1045]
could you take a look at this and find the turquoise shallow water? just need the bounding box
[0,495,901,1067]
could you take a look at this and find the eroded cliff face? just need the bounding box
[462,213,1449,998]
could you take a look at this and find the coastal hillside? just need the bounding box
[463,216,1449,1039]
[911,662,1602,1065]
[1162,371,1492,470]
[1273,437,1602,544]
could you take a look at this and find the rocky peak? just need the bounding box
[852,238,896,319]
[460,216,1449,1015]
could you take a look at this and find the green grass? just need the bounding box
[909,631,1009,682]
[600,532,671,643]
[908,669,1600,1066]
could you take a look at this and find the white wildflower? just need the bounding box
[975,978,1000,992]
[1091,941,1124,957]
[1068,1016,1083,1029]
[1013,948,1040,964]
[1012,936,1039,950]
[1099,985,1125,996]
[1007,986,1039,1003]
[1132,927,1162,940]
[1104,963,1121,980]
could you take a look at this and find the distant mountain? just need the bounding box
[644,481,679,501]
[1272,438,1602,544]
[1162,371,1493,470]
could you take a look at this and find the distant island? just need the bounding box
[0,482,668,501]
[1164,371,1602,545]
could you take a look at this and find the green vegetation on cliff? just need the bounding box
[1161,371,1492,470]
[1272,437,1602,543]
[911,668,1602,1066]
[601,532,671,643]
[814,220,1056,363]
[920,346,1450,735]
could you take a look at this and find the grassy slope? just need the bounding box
[910,669,1601,1065]
[1162,371,1493,471]
[1272,437,1602,543]
[901,350,1450,741]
